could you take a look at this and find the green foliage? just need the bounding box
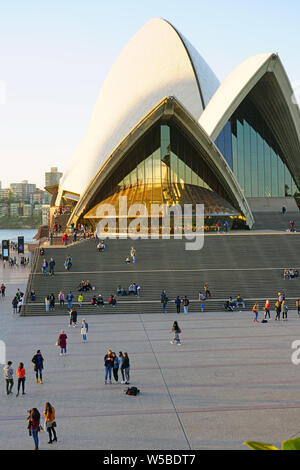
[244,441,279,450]
[244,437,300,450]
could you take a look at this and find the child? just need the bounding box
[78,294,83,307]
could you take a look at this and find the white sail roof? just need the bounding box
[58,18,220,199]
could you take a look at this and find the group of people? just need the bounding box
[97,240,106,251]
[283,268,298,279]
[216,220,229,233]
[41,257,56,276]
[161,290,190,314]
[27,403,57,450]
[12,288,24,313]
[223,295,246,312]
[77,280,93,292]
[63,256,72,271]
[104,350,130,385]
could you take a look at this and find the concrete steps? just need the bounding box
[23,234,300,316]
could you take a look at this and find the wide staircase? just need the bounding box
[22,232,300,316]
[253,211,300,231]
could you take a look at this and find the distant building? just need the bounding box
[45,167,62,188]
[10,202,23,217]
[10,180,36,202]
[23,204,32,217]
[42,204,50,225]
[33,204,42,216]
[0,203,9,217]
[0,188,10,200]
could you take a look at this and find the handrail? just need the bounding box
[21,246,39,316]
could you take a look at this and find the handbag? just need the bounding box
[56,340,60,347]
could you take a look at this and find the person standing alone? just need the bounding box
[32,350,44,384]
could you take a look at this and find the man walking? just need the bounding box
[3,361,14,395]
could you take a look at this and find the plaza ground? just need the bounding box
[1,265,300,450]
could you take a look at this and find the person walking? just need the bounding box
[204,283,211,299]
[182,296,190,314]
[121,352,130,384]
[80,319,88,342]
[16,362,26,396]
[44,402,57,444]
[161,290,168,313]
[3,361,14,395]
[27,408,41,450]
[66,291,73,309]
[282,300,288,321]
[49,258,55,276]
[275,300,281,320]
[118,352,125,383]
[252,303,259,322]
[45,295,50,312]
[57,330,67,355]
[71,307,78,327]
[1,283,5,297]
[18,295,24,313]
[58,291,64,308]
[175,296,181,314]
[12,296,18,314]
[264,299,271,319]
[104,349,113,384]
[296,298,300,316]
[42,259,48,276]
[32,350,44,384]
[49,293,55,311]
[112,352,119,383]
[170,321,182,345]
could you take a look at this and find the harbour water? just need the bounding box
[0,228,38,244]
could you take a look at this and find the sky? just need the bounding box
[0,0,299,189]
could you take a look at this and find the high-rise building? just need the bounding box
[10,181,36,202]
[45,167,62,188]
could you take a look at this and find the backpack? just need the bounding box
[125,386,140,396]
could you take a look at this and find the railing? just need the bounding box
[21,246,39,316]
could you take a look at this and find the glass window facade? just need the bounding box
[86,121,236,214]
[215,95,298,197]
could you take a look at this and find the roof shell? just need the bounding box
[58,18,219,200]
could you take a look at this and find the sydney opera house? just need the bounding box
[52,18,300,231]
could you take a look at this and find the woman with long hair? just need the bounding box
[44,402,57,444]
[16,362,26,396]
[27,408,41,450]
[170,321,181,345]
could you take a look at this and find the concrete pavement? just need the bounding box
[1,262,300,450]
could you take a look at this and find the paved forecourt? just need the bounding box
[2,272,300,450]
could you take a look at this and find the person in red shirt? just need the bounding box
[58,330,67,355]
[0,283,5,297]
[290,220,295,232]
[16,362,26,396]
[27,408,41,450]
[264,299,270,319]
